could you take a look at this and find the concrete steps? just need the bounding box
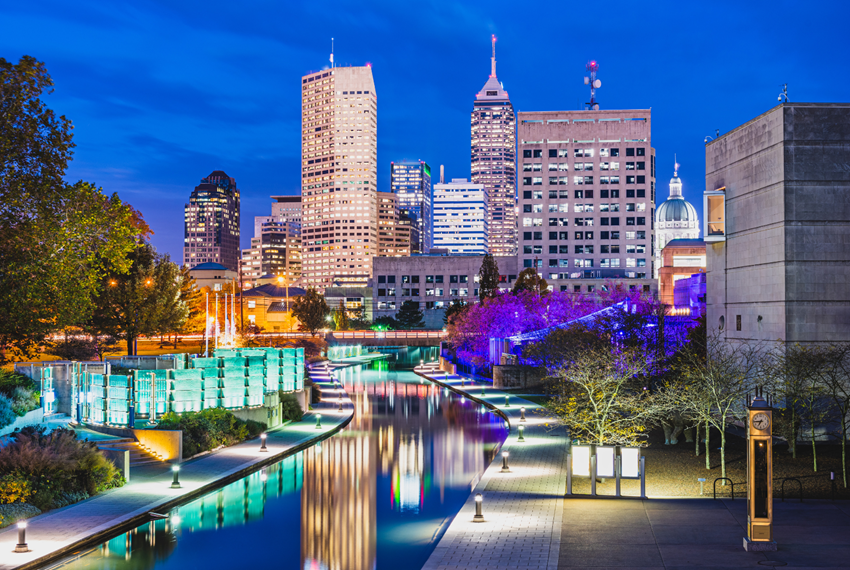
[98,439,167,467]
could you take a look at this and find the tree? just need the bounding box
[0,57,147,362]
[177,266,205,336]
[814,344,850,486]
[371,315,398,330]
[332,299,349,331]
[443,299,468,326]
[521,324,608,374]
[548,347,653,446]
[291,289,329,337]
[87,243,186,355]
[395,300,425,330]
[478,254,500,300]
[512,268,548,295]
[348,306,370,330]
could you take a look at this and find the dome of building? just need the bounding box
[657,196,698,223]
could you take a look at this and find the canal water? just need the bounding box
[52,364,507,570]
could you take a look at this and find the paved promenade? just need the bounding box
[0,362,354,570]
[416,365,850,570]
[417,366,569,570]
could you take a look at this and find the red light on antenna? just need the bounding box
[366,62,372,67]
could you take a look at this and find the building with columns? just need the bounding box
[654,162,699,278]
[471,36,516,257]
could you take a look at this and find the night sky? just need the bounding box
[3,1,849,262]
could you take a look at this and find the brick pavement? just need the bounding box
[417,366,569,570]
[0,362,354,570]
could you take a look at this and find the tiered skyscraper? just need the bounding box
[183,170,240,271]
[471,36,516,256]
[390,160,431,253]
[301,65,377,290]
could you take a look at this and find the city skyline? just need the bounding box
[2,1,849,263]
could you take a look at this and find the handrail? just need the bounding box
[713,477,736,500]
[780,477,803,503]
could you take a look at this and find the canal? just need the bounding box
[51,364,507,570]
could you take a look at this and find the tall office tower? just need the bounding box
[183,170,240,271]
[517,109,656,293]
[255,195,302,238]
[390,160,431,252]
[471,36,516,256]
[432,178,489,255]
[301,66,377,291]
[239,221,302,287]
[654,161,699,278]
[376,191,411,257]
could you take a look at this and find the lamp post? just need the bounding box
[315,413,322,429]
[520,406,526,422]
[259,433,268,452]
[473,494,484,522]
[518,425,525,442]
[14,521,29,553]
[171,465,181,489]
[505,395,510,408]
[500,451,511,473]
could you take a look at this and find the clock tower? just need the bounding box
[744,391,777,551]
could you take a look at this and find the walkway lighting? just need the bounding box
[520,407,526,422]
[14,521,29,552]
[259,433,268,452]
[338,396,343,411]
[171,465,182,489]
[481,385,486,397]
[505,395,510,408]
[315,414,322,429]
[473,494,484,522]
[501,451,511,473]
[518,425,525,442]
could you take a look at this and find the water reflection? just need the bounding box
[54,366,507,570]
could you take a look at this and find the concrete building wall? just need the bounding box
[705,103,850,344]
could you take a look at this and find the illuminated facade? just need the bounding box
[471,37,516,256]
[238,221,301,288]
[654,164,699,278]
[517,109,656,293]
[432,178,489,255]
[183,170,240,271]
[301,66,378,291]
[376,191,411,258]
[390,160,432,252]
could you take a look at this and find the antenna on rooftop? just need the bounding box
[584,61,601,110]
[778,83,789,103]
[330,38,334,68]
[674,153,679,176]
[490,35,497,77]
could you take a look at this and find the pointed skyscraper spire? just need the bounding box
[491,35,497,77]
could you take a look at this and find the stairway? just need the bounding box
[98,438,167,467]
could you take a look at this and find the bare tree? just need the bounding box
[817,343,850,486]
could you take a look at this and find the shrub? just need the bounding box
[157,409,266,458]
[0,395,16,429]
[0,427,123,511]
[0,370,37,396]
[0,473,32,504]
[0,503,41,529]
[280,392,304,423]
[11,387,39,417]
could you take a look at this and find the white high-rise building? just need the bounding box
[301,65,377,291]
[432,178,489,255]
[655,161,699,278]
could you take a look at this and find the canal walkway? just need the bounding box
[0,362,356,570]
[416,366,569,570]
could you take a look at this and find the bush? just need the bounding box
[10,387,39,417]
[0,427,123,511]
[157,409,266,459]
[0,503,41,529]
[280,392,304,422]
[0,473,32,504]
[0,370,37,396]
[0,395,16,429]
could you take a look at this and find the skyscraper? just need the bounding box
[183,170,240,271]
[471,36,516,256]
[390,160,431,253]
[376,191,411,257]
[432,178,488,255]
[516,109,656,294]
[301,65,378,291]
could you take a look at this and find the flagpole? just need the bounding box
[204,292,209,357]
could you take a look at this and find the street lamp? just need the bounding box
[171,465,182,489]
[500,451,511,473]
[315,413,322,429]
[14,521,29,553]
[259,433,268,452]
[520,407,527,422]
[473,494,484,522]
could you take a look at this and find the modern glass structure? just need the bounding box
[390,160,432,253]
[471,36,516,257]
[301,66,378,291]
[432,178,488,255]
[183,170,240,271]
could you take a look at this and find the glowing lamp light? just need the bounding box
[596,446,616,478]
[621,447,641,478]
[572,445,591,477]
[473,493,484,522]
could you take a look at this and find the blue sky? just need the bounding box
[3,1,849,262]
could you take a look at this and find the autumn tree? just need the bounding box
[478,254,500,300]
[332,299,349,331]
[443,299,468,326]
[0,56,147,361]
[512,268,548,295]
[292,289,330,337]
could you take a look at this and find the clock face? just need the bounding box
[752,412,770,431]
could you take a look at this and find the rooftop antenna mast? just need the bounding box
[584,61,601,110]
[330,37,334,68]
[674,153,679,176]
[490,34,497,77]
[778,83,789,103]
